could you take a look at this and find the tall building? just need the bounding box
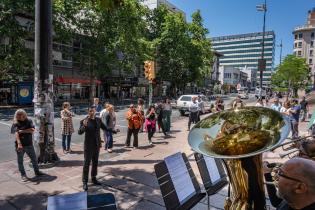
[293,7,315,88]
[212,31,276,87]
[141,0,185,17]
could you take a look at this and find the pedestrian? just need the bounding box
[255,98,264,107]
[188,96,199,131]
[137,98,145,132]
[11,109,44,182]
[215,97,224,112]
[125,104,143,149]
[163,98,172,132]
[103,104,118,153]
[280,101,291,116]
[61,102,74,154]
[156,102,169,137]
[232,95,245,109]
[100,103,110,143]
[270,97,282,112]
[79,106,112,191]
[197,96,205,121]
[145,105,157,145]
[93,98,103,116]
[300,96,309,122]
[289,99,301,139]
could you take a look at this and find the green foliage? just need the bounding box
[0,0,34,80]
[271,54,310,95]
[150,7,213,89]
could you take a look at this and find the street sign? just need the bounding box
[258,59,266,70]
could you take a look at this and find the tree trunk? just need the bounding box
[33,0,58,164]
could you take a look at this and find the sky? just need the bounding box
[168,0,315,66]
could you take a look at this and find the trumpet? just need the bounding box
[271,135,315,152]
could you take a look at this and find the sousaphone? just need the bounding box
[188,106,291,210]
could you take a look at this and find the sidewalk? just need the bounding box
[0,104,312,210]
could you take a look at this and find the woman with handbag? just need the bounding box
[145,105,157,145]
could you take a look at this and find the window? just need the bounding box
[295,34,298,40]
[310,50,313,56]
[298,33,303,39]
[311,32,314,39]
[180,96,192,101]
[298,42,302,48]
[311,41,314,48]
[298,51,302,56]
[309,59,313,65]
[294,43,297,48]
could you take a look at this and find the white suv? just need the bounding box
[176,95,211,116]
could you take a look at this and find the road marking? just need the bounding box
[0,121,11,126]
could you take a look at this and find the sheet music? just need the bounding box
[47,192,87,210]
[204,156,221,183]
[164,152,196,204]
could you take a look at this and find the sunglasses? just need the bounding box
[275,168,302,183]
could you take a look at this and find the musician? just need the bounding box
[79,106,114,191]
[263,158,315,210]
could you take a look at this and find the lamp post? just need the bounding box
[277,40,283,65]
[257,0,267,98]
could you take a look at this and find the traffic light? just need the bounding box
[144,60,156,81]
[144,61,151,80]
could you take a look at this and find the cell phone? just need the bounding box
[267,163,278,168]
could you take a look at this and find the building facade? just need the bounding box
[218,66,248,92]
[212,31,276,87]
[141,0,185,17]
[293,8,315,88]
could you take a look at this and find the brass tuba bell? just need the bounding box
[188,107,291,210]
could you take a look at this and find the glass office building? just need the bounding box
[212,31,276,87]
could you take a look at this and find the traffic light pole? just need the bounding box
[149,81,153,106]
[33,0,59,166]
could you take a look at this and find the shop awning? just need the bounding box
[55,77,101,85]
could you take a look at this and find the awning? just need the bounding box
[55,77,101,85]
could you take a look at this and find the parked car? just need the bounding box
[176,95,211,116]
[238,87,249,99]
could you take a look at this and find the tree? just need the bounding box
[0,0,34,81]
[271,54,310,97]
[188,10,213,87]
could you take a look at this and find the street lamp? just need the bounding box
[257,0,267,98]
[277,40,283,65]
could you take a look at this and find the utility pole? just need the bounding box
[279,39,283,65]
[257,0,267,98]
[33,0,59,165]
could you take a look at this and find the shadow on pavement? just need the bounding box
[0,190,62,210]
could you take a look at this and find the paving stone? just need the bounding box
[129,200,165,210]
[7,193,47,210]
[0,181,34,198]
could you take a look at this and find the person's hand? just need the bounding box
[17,143,23,152]
[18,130,24,134]
[83,119,88,127]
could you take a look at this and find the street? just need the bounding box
[0,95,253,163]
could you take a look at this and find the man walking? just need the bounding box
[188,96,199,131]
[300,96,309,122]
[289,99,301,139]
[11,109,44,181]
[125,104,143,149]
[79,106,112,191]
[270,97,282,112]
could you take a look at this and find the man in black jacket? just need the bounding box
[264,158,315,210]
[79,106,114,191]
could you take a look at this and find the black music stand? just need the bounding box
[194,153,228,210]
[154,153,206,210]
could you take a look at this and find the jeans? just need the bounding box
[125,128,139,147]
[16,145,40,176]
[105,131,113,149]
[82,148,99,183]
[62,134,72,151]
[164,110,171,132]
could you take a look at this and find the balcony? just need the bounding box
[294,25,315,32]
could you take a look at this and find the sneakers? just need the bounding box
[35,171,45,176]
[21,175,28,182]
[83,182,88,191]
[92,178,102,185]
[148,140,153,145]
[107,149,113,153]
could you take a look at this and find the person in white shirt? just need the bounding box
[197,96,205,121]
[270,97,282,112]
[188,96,199,131]
[163,98,172,132]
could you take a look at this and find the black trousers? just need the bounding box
[82,148,99,183]
[188,112,199,129]
[125,128,139,147]
[158,119,167,135]
[147,125,155,141]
